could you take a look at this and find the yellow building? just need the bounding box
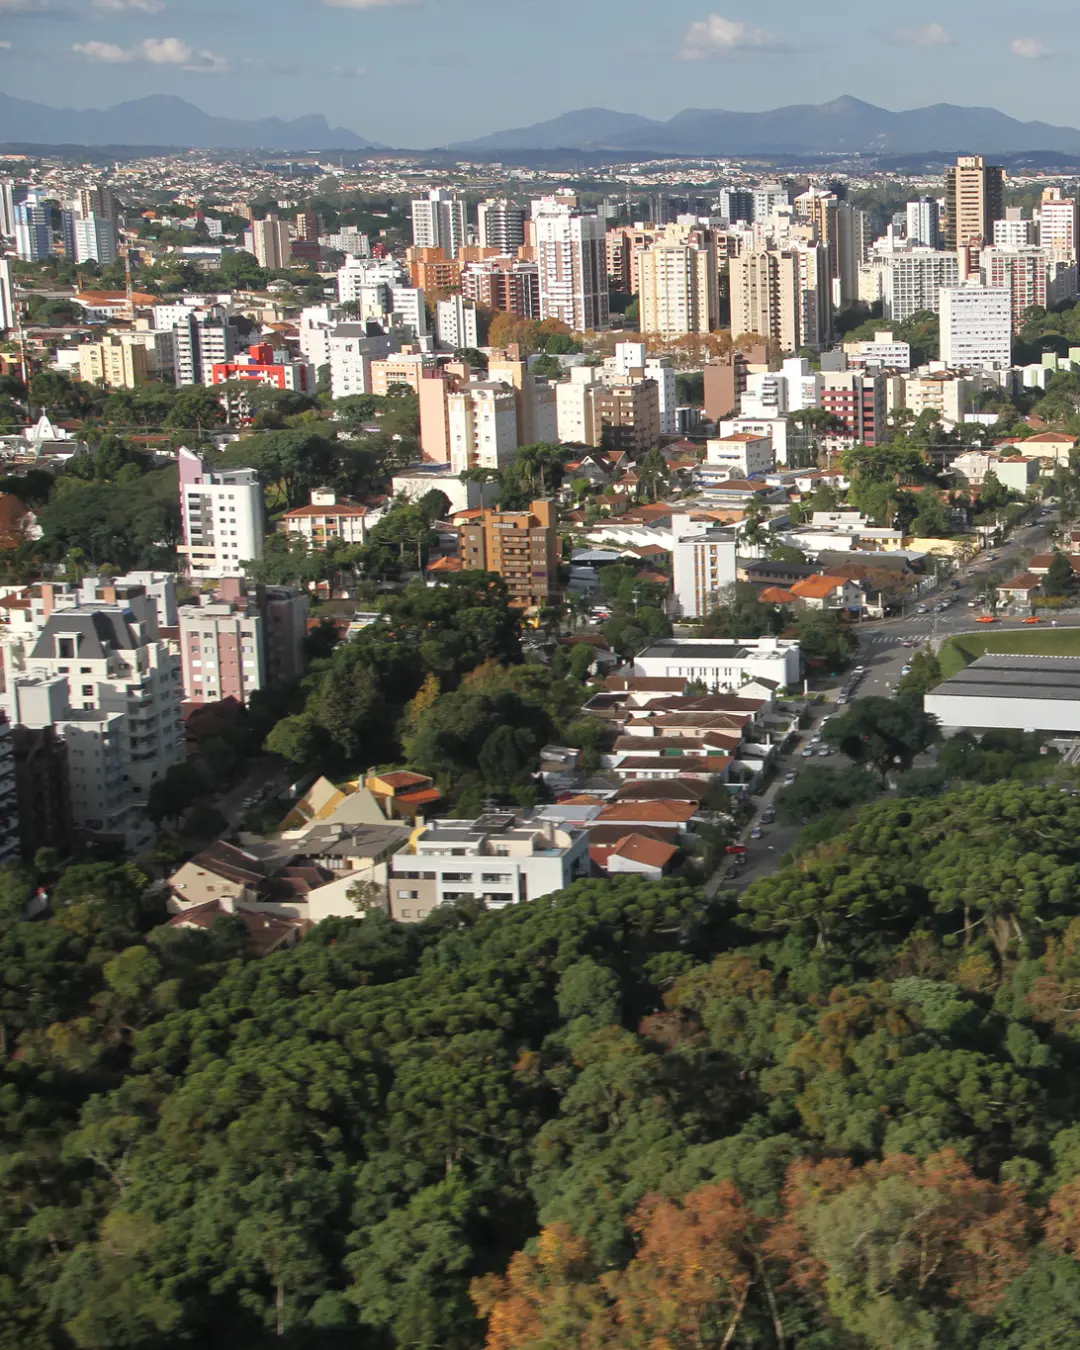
[77,333,149,389]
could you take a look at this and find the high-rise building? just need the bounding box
[295,209,320,241]
[14,200,51,261]
[0,716,19,865]
[477,199,526,252]
[73,213,118,266]
[250,215,292,270]
[12,724,72,862]
[458,500,559,608]
[884,250,961,322]
[0,180,24,239]
[819,370,888,446]
[906,197,942,249]
[411,189,466,259]
[58,210,76,261]
[636,235,717,338]
[447,382,519,473]
[327,325,396,399]
[173,310,235,386]
[979,248,1077,328]
[717,188,754,223]
[179,597,265,706]
[0,259,14,336]
[939,284,1012,369]
[1039,188,1079,257]
[461,256,540,318]
[5,607,184,847]
[436,294,479,351]
[945,155,1005,249]
[993,214,1035,248]
[488,356,558,445]
[730,246,830,351]
[588,378,662,453]
[78,334,150,389]
[532,198,609,332]
[673,523,737,619]
[606,342,678,436]
[795,189,867,306]
[78,183,118,223]
[177,447,265,580]
[753,183,790,221]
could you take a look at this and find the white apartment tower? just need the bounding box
[636,237,717,338]
[447,383,519,474]
[672,521,738,619]
[74,213,117,266]
[906,198,942,249]
[177,447,265,580]
[411,190,466,259]
[173,310,235,386]
[532,199,609,332]
[0,259,14,336]
[1039,189,1079,258]
[884,250,961,322]
[436,294,479,351]
[477,199,526,252]
[939,284,1012,369]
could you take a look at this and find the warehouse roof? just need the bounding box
[931,654,1080,702]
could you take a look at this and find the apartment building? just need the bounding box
[488,356,558,445]
[532,198,609,331]
[179,599,265,705]
[706,433,774,476]
[0,259,13,336]
[589,378,661,454]
[14,200,51,262]
[210,345,316,401]
[283,487,371,547]
[249,215,292,270]
[388,809,588,921]
[77,334,149,389]
[177,447,264,580]
[6,607,184,845]
[1039,188,1079,257]
[906,197,942,248]
[477,199,526,251]
[729,246,828,351]
[12,724,71,861]
[458,499,559,608]
[945,155,1005,249]
[173,309,235,386]
[881,250,961,323]
[370,350,439,397]
[606,342,677,436]
[672,524,738,619]
[436,294,479,350]
[327,325,396,399]
[461,256,540,318]
[411,189,466,259]
[636,234,717,338]
[0,716,19,864]
[820,369,888,446]
[980,248,1078,328]
[447,381,519,473]
[939,284,1012,369]
[73,213,117,266]
[993,216,1035,248]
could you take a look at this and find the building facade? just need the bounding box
[533,200,609,332]
[939,284,1013,368]
[177,447,265,580]
[458,499,559,608]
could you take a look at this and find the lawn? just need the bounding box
[938,627,1080,679]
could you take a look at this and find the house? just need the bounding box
[998,572,1042,605]
[592,831,678,878]
[165,897,307,956]
[283,487,371,547]
[996,430,1075,465]
[1027,554,1080,577]
[788,574,864,610]
[366,770,443,819]
[759,586,797,604]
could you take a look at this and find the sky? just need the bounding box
[2,0,1080,147]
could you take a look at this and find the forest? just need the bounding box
[6,780,1080,1347]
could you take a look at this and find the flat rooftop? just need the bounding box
[932,654,1080,702]
[637,640,792,661]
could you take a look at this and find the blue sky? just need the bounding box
[1,0,1079,146]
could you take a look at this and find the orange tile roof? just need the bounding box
[790,574,849,600]
[759,585,796,603]
[370,770,432,790]
[283,502,368,518]
[596,800,698,824]
[609,833,679,869]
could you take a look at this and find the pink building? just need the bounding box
[179,581,309,706]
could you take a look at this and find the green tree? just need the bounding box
[1045,549,1075,598]
[824,696,940,782]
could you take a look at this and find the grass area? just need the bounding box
[939,628,1080,679]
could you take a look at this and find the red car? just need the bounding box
[977,616,997,624]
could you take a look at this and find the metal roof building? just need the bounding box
[924,654,1080,733]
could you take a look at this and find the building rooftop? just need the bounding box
[636,639,794,661]
[932,654,1080,702]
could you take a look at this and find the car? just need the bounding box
[901,638,914,647]
[853,664,866,674]
[950,581,961,590]
[750,827,763,839]
[901,663,912,675]
[761,810,776,824]
[1024,616,1043,624]
[818,746,833,756]
[724,843,748,855]
[783,774,796,786]
[810,733,822,744]
[916,604,929,613]
[967,600,978,608]
[801,748,815,757]
[836,695,848,705]
[977,615,997,624]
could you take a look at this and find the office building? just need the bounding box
[173,309,235,386]
[477,199,526,252]
[177,447,265,580]
[447,382,519,473]
[78,334,150,390]
[5,607,184,846]
[532,199,609,331]
[388,809,588,921]
[73,213,117,266]
[436,294,479,351]
[636,234,717,337]
[980,248,1078,328]
[939,284,1012,369]
[906,198,942,249]
[884,250,960,322]
[250,215,292,270]
[1039,189,1079,257]
[14,200,51,261]
[0,259,14,336]
[945,155,1005,249]
[458,499,559,608]
[672,523,738,619]
[461,256,540,318]
[411,189,466,259]
[327,325,396,399]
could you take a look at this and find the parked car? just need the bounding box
[916,604,929,613]
[977,616,997,624]
[901,663,912,675]
[1024,616,1043,624]
[750,827,763,839]
[818,747,833,757]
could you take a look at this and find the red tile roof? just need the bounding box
[610,833,678,868]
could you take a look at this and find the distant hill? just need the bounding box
[0,93,377,151]
[451,96,1080,156]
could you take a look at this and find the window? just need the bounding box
[396,889,418,899]
[82,686,93,697]
[58,638,75,659]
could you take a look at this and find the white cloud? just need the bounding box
[92,0,166,11]
[891,21,953,47]
[0,0,58,12]
[73,34,228,70]
[1011,36,1051,59]
[678,13,789,60]
[0,38,11,46]
[322,0,413,9]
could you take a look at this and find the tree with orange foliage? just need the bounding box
[471,1223,603,1350]
[767,1149,1034,1342]
[1046,1179,1080,1257]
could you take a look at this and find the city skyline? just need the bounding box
[0,0,1077,147]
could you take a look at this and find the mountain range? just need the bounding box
[0,93,378,151]
[451,96,1080,156]
[6,93,1080,157]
